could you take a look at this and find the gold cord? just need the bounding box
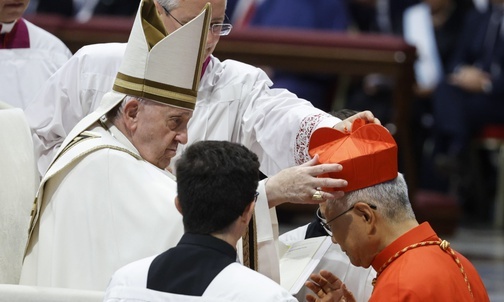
[371,239,473,299]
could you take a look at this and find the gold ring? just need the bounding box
[312,190,323,201]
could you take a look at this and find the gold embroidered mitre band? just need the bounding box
[113,0,211,109]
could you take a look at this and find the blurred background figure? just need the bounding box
[343,0,420,136]
[430,0,504,222]
[226,0,350,111]
[348,0,419,35]
[34,0,137,22]
[345,0,477,204]
[402,0,471,192]
[0,0,71,109]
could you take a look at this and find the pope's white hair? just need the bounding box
[105,95,150,122]
[156,0,180,11]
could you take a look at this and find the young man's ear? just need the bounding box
[175,196,183,215]
[241,201,255,224]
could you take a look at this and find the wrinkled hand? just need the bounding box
[265,155,347,208]
[448,65,491,93]
[305,270,356,302]
[332,110,381,133]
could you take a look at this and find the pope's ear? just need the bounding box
[123,99,140,120]
[121,99,141,132]
[153,0,164,15]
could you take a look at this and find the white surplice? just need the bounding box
[0,19,71,109]
[104,256,297,302]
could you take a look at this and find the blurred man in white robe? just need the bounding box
[0,0,71,109]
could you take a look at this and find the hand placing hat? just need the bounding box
[332,110,381,134]
[309,118,398,193]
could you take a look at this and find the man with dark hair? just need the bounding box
[104,141,297,302]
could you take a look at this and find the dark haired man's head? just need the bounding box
[330,109,360,120]
[175,140,260,234]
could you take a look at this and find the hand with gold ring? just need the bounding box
[305,270,356,302]
[264,155,348,208]
[312,188,324,201]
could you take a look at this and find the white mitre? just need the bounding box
[52,0,211,164]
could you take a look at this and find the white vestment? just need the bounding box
[104,286,228,302]
[104,256,298,302]
[0,108,38,284]
[20,124,184,290]
[0,19,71,109]
[280,225,376,302]
[25,42,340,177]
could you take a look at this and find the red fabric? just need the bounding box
[308,119,398,192]
[201,56,211,79]
[220,28,414,52]
[0,19,30,49]
[370,223,489,302]
[479,124,504,140]
[239,4,256,27]
[235,2,257,29]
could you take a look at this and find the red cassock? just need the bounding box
[370,222,489,301]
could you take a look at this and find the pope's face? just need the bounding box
[131,100,192,170]
[157,0,226,61]
[0,0,29,23]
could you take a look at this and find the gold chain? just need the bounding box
[371,239,473,299]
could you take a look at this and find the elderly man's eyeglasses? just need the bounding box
[320,203,377,231]
[162,6,233,36]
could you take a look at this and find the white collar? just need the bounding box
[0,20,17,34]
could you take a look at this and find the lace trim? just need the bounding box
[295,113,328,165]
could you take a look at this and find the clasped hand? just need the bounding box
[305,270,356,302]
